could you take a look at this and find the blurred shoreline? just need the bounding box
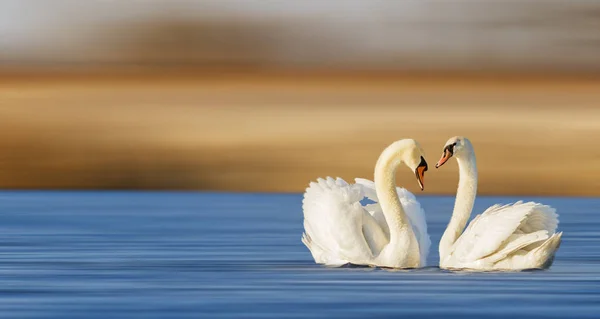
[1,70,599,196]
[3,67,600,81]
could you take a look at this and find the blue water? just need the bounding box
[0,192,598,318]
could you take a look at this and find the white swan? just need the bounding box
[302,139,431,268]
[436,136,562,271]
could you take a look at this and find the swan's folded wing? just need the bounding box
[517,204,558,235]
[354,178,378,201]
[354,178,430,265]
[354,178,387,230]
[480,230,550,265]
[451,201,548,263]
[302,177,385,265]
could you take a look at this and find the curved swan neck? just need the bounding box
[439,141,478,260]
[374,141,411,243]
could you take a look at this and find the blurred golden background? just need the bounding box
[0,1,599,195]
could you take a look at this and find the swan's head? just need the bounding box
[399,139,429,191]
[435,136,472,168]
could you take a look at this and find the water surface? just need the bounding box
[0,192,598,318]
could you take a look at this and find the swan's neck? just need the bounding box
[374,143,412,245]
[439,147,477,260]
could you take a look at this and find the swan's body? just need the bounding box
[302,139,431,268]
[437,137,562,271]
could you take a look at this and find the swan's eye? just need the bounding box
[445,143,455,155]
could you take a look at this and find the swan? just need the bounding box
[301,139,431,268]
[436,136,562,271]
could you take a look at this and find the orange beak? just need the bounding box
[415,156,428,191]
[436,149,452,168]
[416,165,426,190]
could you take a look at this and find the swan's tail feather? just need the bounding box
[530,232,562,269]
[301,232,321,262]
[302,232,347,266]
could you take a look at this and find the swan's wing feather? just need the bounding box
[480,230,549,265]
[354,178,430,265]
[518,204,558,235]
[453,201,559,264]
[302,177,386,265]
[361,203,389,238]
[452,201,534,263]
[354,178,378,201]
[354,178,388,232]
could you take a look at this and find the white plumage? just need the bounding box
[302,177,386,266]
[437,136,562,270]
[301,139,431,268]
[444,201,561,269]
